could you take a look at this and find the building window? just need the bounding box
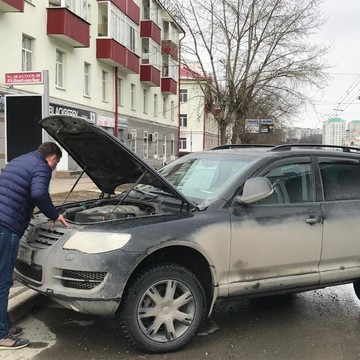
[143,131,148,158]
[180,89,188,103]
[163,97,167,118]
[180,114,187,127]
[129,129,137,153]
[131,83,136,110]
[179,137,187,150]
[84,62,90,97]
[154,94,158,117]
[143,89,148,113]
[55,50,65,88]
[127,23,137,53]
[22,35,33,71]
[102,70,108,101]
[64,0,88,21]
[154,132,159,157]
[170,134,175,156]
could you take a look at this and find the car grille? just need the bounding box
[23,224,66,247]
[15,260,42,283]
[61,269,107,290]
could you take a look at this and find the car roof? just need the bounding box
[209,144,360,159]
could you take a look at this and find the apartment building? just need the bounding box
[0,0,183,172]
[322,117,346,146]
[348,120,360,134]
[178,66,219,155]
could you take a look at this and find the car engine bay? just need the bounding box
[62,199,161,223]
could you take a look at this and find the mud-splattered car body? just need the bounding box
[15,115,360,353]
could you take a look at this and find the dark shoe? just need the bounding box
[9,326,22,337]
[0,334,30,350]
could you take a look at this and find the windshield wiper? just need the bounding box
[131,188,158,199]
[147,189,177,198]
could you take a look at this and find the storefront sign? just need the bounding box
[49,103,96,124]
[5,71,43,85]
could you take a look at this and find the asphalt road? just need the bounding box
[4,284,360,360]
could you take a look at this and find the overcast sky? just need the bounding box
[293,0,360,129]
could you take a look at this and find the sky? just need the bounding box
[293,0,360,129]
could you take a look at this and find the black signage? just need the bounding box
[49,103,96,123]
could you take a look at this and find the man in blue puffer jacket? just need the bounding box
[0,142,68,350]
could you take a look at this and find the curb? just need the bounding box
[8,283,48,323]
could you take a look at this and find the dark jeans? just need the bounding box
[0,225,20,339]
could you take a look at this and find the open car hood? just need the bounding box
[40,115,197,209]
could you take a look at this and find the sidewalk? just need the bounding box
[9,176,98,323]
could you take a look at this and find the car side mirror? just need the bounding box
[237,177,274,205]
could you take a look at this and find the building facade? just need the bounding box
[0,0,183,172]
[322,117,346,146]
[348,120,360,134]
[178,67,219,155]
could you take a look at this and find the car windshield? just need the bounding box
[143,152,259,204]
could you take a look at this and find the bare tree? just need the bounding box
[175,0,329,144]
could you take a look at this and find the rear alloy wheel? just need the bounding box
[121,264,207,353]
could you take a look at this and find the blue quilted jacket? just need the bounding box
[0,150,59,237]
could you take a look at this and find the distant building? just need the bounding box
[348,120,360,134]
[178,66,219,154]
[283,127,322,141]
[322,118,346,146]
[346,135,360,147]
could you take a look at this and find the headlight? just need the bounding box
[63,232,131,254]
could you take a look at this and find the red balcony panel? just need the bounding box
[140,20,161,44]
[126,0,140,25]
[97,39,139,74]
[0,0,24,12]
[126,49,140,74]
[161,78,177,95]
[140,65,161,87]
[47,8,90,47]
[97,38,126,68]
[161,40,178,60]
[103,0,126,13]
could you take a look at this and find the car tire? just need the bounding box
[354,281,360,300]
[120,263,207,353]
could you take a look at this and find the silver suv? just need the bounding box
[15,115,360,353]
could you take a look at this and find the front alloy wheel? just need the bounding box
[121,264,207,353]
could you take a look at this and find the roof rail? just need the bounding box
[210,144,274,150]
[270,144,360,153]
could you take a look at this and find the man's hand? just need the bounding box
[51,214,69,228]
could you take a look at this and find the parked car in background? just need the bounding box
[15,115,360,353]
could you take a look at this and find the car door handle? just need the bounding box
[305,216,322,225]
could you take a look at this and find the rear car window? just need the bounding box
[319,162,360,201]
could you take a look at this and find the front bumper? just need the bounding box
[14,227,142,317]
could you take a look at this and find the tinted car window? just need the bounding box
[258,163,313,204]
[319,162,360,201]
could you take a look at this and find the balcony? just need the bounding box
[161,40,178,60]
[109,0,140,24]
[161,78,177,95]
[47,7,90,47]
[97,38,139,74]
[140,65,161,87]
[140,20,161,44]
[0,0,24,12]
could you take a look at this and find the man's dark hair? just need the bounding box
[37,142,62,159]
